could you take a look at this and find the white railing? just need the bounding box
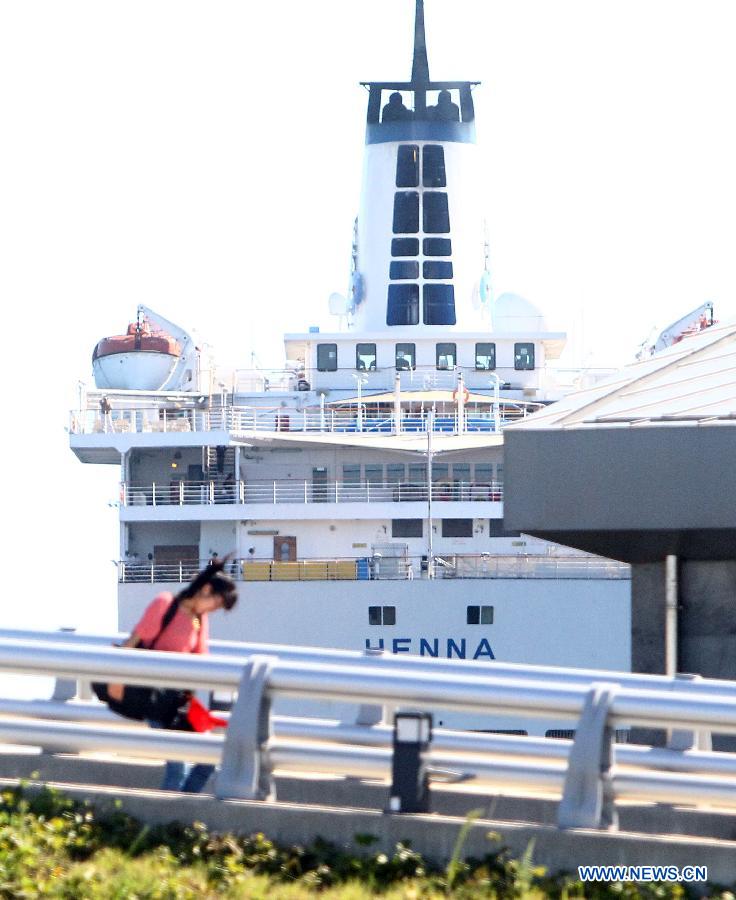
[2,633,736,828]
[112,554,630,584]
[70,405,531,437]
[121,479,505,507]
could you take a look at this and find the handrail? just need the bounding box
[4,635,736,825]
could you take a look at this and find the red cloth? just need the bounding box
[186,697,228,732]
[134,592,209,654]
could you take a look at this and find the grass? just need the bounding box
[0,782,729,898]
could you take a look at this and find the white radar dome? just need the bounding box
[492,292,548,332]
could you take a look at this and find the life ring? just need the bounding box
[452,387,470,403]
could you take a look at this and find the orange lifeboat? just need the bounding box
[92,316,183,390]
[92,321,181,362]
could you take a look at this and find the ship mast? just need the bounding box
[412,0,430,83]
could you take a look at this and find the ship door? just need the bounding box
[312,466,328,502]
[274,536,297,562]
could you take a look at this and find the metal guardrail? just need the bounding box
[1,633,736,828]
[121,479,505,507]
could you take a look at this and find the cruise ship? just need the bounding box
[69,1,631,730]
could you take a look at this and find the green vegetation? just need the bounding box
[0,783,727,898]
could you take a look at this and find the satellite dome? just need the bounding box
[492,292,548,332]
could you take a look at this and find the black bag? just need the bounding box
[92,598,191,726]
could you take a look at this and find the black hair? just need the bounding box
[177,557,238,611]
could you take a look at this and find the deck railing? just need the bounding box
[70,405,529,437]
[121,479,505,507]
[0,632,733,831]
[116,554,630,584]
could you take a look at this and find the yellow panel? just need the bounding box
[271,562,301,581]
[242,562,271,581]
[302,561,329,580]
[329,561,357,580]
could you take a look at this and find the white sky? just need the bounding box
[2,0,736,633]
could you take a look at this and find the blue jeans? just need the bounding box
[149,720,215,793]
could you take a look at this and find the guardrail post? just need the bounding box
[388,711,432,813]
[668,674,712,751]
[558,681,618,830]
[215,655,275,801]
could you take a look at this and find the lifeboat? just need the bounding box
[92,318,182,390]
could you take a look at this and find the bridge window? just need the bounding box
[393,192,419,233]
[365,464,383,485]
[424,237,452,256]
[369,605,396,626]
[423,192,450,233]
[387,284,419,325]
[474,463,493,483]
[475,342,496,370]
[436,342,456,370]
[467,605,494,625]
[392,519,422,538]
[342,464,361,485]
[316,344,337,372]
[514,342,535,370]
[423,284,456,325]
[424,260,453,279]
[392,237,419,257]
[442,519,473,538]
[387,464,406,484]
[395,343,416,370]
[396,145,419,187]
[356,343,376,371]
[390,260,420,280]
[422,145,446,188]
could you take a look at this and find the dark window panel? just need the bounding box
[396,145,419,188]
[423,260,453,279]
[356,343,377,371]
[393,192,419,233]
[480,606,494,625]
[316,343,338,372]
[467,606,480,625]
[423,192,450,233]
[392,519,423,538]
[442,518,473,538]
[436,342,456,370]
[387,284,420,326]
[488,519,521,537]
[368,606,382,626]
[383,606,396,626]
[390,260,420,280]
[422,144,447,187]
[424,237,452,256]
[392,237,420,257]
[395,342,416,369]
[423,284,456,325]
[475,342,496,371]
[514,342,535,371]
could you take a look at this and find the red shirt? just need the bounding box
[134,592,209,654]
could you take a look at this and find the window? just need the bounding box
[435,342,456,370]
[387,285,419,326]
[392,237,419,257]
[432,463,449,483]
[453,463,471,483]
[423,284,456,325]
[475,342,496,370]
[488,519,520,537]
[387,463,405,484]
[393,192,419,233]
[467,605,494,625]
[317,343,337,372]
[424,261,453,279]
[369,606,396,626]
[365,464,383,485]
[442,519,473,538]
[408,463,425,482]
[424,237,452,256]
[392,519,423,538]
[396,145,419,187]
[390,260,420,280]
[474,463,493,483]
[422,145,446,187]
[514,342,535,370]
[356,343,376,371]
[423,192,450,233]
[395,343,416,370]
[342,464,361,485]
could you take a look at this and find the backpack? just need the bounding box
[92,597,191,726]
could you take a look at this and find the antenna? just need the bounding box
[412,0,430,83]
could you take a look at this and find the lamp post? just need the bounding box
[352,373,367,432]
[489,373,501,433]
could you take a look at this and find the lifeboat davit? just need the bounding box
[92,319,182,390]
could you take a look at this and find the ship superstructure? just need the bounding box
[69,1,631,731]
